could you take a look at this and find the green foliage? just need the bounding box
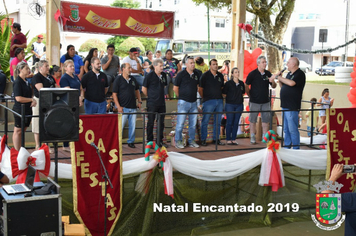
[137,38,156,53]
[192,0,230,9]
[26,33,46,56]
[117,37,144,57]
[0,13,12,79]
[111,0,140,8]
[79,38,107,52]
[107,36,128,53]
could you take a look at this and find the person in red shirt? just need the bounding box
[10,23,27,62]
[49,65,61,86]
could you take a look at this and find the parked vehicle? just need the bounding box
[315,61,353,76]
[299,60,311,73]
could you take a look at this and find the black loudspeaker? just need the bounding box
[39,88,79,143]
[319,29,328,43]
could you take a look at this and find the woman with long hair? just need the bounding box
[12,62,37,150]
[83,48,98,73]
[222,67,245,145]
[60,59,83,151]
[318,88,334,125]
[31,60,58,150]
[218,60,230,80]
[143,50,154,75]
[163,49,181,98]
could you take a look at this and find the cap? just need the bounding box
[129,47,138,53]
[38,34,44,39]
[136,47,141,52]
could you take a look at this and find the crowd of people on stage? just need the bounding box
[9,22,336,152]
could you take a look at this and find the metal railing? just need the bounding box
[0,95,330,157]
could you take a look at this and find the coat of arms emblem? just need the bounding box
[69,5,80,22]
[311,180,345,230]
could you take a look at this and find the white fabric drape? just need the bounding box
[0,141,327,182]
[53,149,327,181]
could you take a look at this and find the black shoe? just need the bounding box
[159,142,168,148]
[128,143,136,148]
[201,140,207,146]
[213,140,225,145]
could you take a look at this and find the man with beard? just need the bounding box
[245,55,276,144]
[81,57,108,114]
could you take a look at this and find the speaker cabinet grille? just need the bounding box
[39,88,79,143]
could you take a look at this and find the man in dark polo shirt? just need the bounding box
[81,57,108,114]
[198,59,225,146]
[245,55,276,144]
[142,58,167,147]
[272,57,305,149]
[173,56,201,149]
[112,63,142,148]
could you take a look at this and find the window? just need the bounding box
[215,19,225,28]
[174,20,179,29]
[185,42,199,52]
[172,43,183,53]
[200,42,213,52]
[156,40,170,53]
[214,42,229,52]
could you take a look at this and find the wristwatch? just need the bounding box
[138,101,142,104]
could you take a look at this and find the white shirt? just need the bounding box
[122,56,141,75]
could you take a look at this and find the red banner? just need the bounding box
[60,1,174,38]
[327,108,356,193]
[72,114,122,236]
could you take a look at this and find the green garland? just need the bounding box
[250,31,356,54]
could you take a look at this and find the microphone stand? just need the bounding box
[93,146,113,236]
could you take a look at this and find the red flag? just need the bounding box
[72,114,122,236]
[327,108,356,193]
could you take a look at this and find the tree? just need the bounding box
[79,38,107,52]
[192,0,296,72]
[117,37,145,57]
[111,0,140,8]
[0,13,13,79]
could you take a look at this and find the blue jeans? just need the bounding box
[201,99,223,141]
[282,108,300,149]
[225,103,243,141]
[132,74,144,92]
[122,108,137,143]
[84,100,107,114]
[175,100,198,143]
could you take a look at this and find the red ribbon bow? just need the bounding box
[26,156,37,167]
[237,23,253,34]
[157,149,168,163]
[267,140,280,153]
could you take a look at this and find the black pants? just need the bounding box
[147,105,166,144]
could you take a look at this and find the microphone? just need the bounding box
[279,67,287,75]
[91,142,99,150]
